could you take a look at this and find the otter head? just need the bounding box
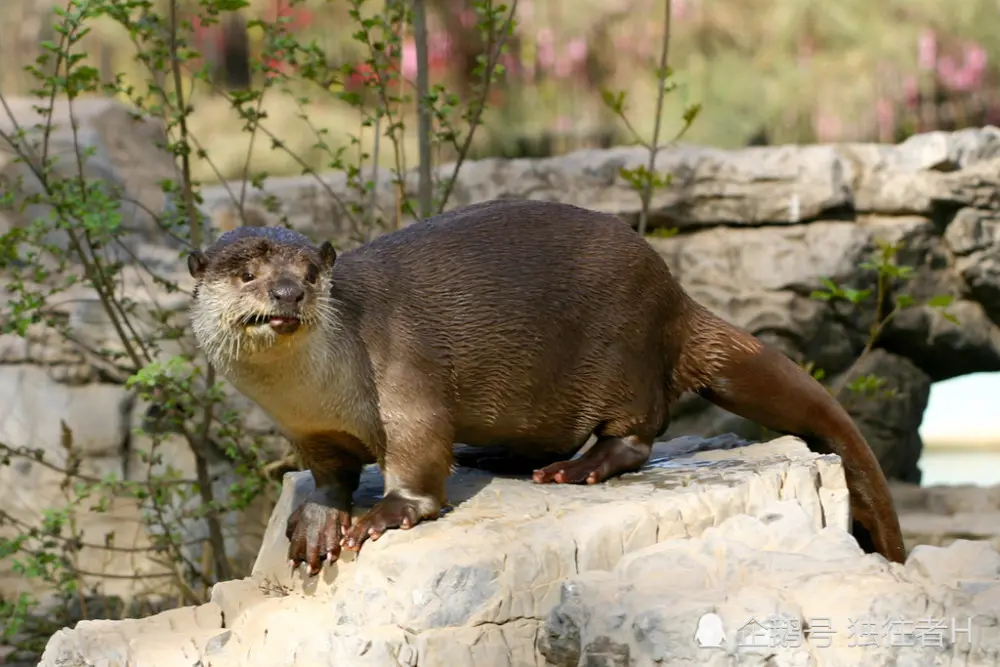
[187,226,337,368]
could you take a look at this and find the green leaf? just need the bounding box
[600,89,626,114]
[682,103,702,126]
[842,288,872,304]
[927,294,954,308]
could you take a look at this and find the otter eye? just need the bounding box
[305,264,318,284]
[241,272,255,283]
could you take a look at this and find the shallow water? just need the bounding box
[918,449,1000,487]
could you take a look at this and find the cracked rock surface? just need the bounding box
[40,435,1000,666]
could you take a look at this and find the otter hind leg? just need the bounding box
[531,414,661,485]
[531,434,653,484]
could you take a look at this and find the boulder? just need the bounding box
[39,435,1000,667]
[540,516,1000,666]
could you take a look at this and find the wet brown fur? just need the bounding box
[187,199,906,573]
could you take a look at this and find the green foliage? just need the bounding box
[600,19,702,237]
[808,236,959,401]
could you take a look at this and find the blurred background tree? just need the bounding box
[2,0,997,183]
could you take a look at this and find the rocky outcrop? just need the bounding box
[540,518,1000,666]
[2,97,1000,637]
[38,436,1000,666]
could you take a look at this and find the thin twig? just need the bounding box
[435,0,519,214]
[413,0,432,219]
[367,114,384,242]
[830,270,896,399]
[0,442,199,487]
[168,0,202,250]
[237,76,270,215]
[637,0,673,238]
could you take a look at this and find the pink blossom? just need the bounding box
[554,115,573,132]
[499,51,519,75]
[935,42,989,91]
[537,28,555,70]
[565,38,588,64]
[401,38,417,80]
[943,67,976,92]
[918,29,937,70]
[937,55,959,87]
[965,43,988,72]
[428,31,453,63]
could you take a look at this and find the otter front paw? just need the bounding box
[285,500,352,575]
[342,491,440,552]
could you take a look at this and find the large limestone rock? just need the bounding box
[540,510,1000,666]
[37,435,1000,666]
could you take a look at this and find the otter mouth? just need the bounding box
[241,313,301,335]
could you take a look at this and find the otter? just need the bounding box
[186,199,906,575]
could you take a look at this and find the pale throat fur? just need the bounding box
[191,270,377,448]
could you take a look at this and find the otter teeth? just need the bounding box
[239,313,302,335]
[241,314,300,327]
[241,314,273,327]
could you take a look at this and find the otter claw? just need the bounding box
[285,500,351,576]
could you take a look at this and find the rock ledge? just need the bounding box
[39,436,1000,666]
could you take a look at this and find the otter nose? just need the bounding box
[268,280,304,306]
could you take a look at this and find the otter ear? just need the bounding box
[187,251,207,279]
[319,241,337,269]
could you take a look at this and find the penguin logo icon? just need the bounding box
[695,612,726,648]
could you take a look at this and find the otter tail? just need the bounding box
[677,305,906,564]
